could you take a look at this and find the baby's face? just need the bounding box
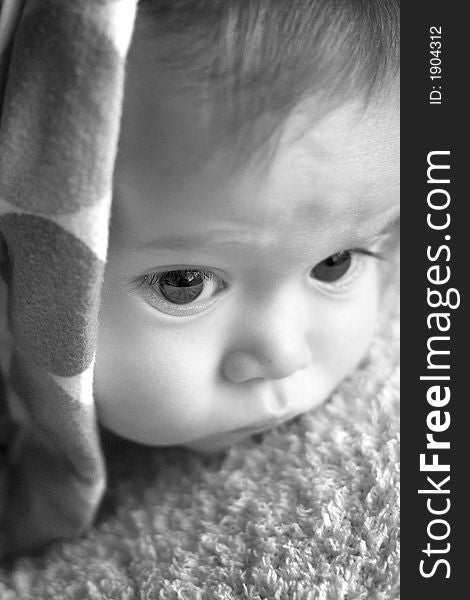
[94,53,399,452]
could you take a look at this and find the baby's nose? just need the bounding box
[221,308,312,383]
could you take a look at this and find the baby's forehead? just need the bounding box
[120,17,400,229]
[114,85,398,259]
[276,92,398,167]
[249,93,399,211]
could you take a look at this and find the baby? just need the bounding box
[94,0,400,453]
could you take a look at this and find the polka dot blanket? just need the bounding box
[0,0,139,555]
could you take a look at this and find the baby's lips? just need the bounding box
[235,414,294,434]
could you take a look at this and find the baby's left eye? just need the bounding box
[310,249,380,287]
[138,268,227,316]
[310,250,352,282]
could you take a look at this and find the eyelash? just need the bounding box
[133,247,385,316]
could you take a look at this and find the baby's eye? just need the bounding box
[310,249,381,288]
[310,250,352,282]
[158,270,205,304]
[138,268,227,316]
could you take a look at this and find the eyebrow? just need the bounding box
[139,229,275,251]
[139,208,400,252]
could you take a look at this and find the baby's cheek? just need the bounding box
[139,332,218,413]
[319,283,380,379]
[98,295,223,411]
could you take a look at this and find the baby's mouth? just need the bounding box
[185,413,298,454]
[228,378,306,434]
[231,415,292,435]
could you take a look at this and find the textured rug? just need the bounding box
[0,299,399,600]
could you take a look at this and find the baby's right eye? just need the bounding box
[138,268,228,316]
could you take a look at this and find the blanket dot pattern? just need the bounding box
[0,0,137,553]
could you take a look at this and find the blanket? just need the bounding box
[0,0,138,554]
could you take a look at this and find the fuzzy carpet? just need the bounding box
[0,299,399,600]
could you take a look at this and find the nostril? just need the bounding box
[267,342,312,380]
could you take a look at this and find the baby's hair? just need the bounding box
[136,0,399,155]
